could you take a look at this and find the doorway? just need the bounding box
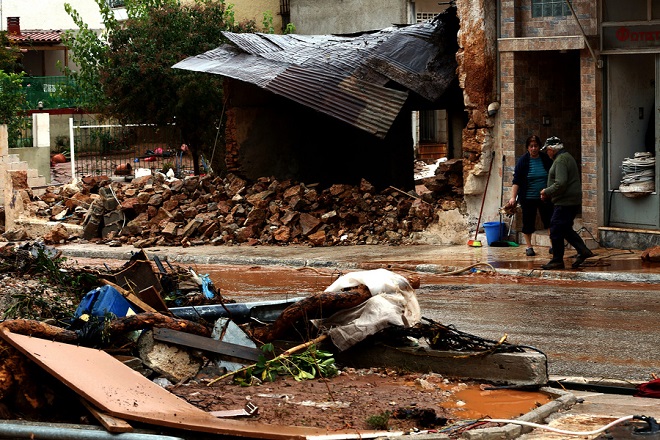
[606,54,659,228]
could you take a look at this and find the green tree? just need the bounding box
[0,71,30,147]
[63,0,258,175]
[0,31,24,73]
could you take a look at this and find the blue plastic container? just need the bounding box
[74,285,135,319]
[483,221,506,245]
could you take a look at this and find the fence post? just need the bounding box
[0,124,7,206]
[69,117,77,184]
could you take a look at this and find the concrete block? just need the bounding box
[28,176,47,188]
[13,218,83,239]
[337,344,548,386]
[137,329,203,383]
[8,161,28,171]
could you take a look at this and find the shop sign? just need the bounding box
[603,25,660,50]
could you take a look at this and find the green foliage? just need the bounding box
[283,22,296,35]
[366,412,391,430]
[62,0,259,174]
[3,287,75,322]
[262,11,275,34]
[54,135,70,153]
[237,343,339,385]
[0,31,23,73]
[1,248,97,323]
[60,1,116,110]
[0,70,30,146]
[32,248,96,294]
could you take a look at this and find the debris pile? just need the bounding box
[0,243,549,438]
[21,168,463,246]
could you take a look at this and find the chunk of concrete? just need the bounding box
[137,329,203,383]
[337,343,548,386]
[211,318,258,372]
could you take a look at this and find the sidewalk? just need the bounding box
[53,241,660,284]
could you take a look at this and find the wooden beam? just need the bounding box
[99,279,159,313]
[80,398,134,433]
[153,328,262,363]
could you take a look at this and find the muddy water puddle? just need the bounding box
[441,385,553,419]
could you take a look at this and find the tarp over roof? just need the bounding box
[173,7,459,139]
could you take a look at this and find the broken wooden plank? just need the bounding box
[152,327,262,363]
[138,285,169,312]
[80,398,134,433]
[99,279,158,313]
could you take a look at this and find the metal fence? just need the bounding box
[12,115,32,148]
[69,118,200,181]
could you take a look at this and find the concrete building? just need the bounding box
[0,0,113,76]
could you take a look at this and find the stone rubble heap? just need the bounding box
[25,159,464,247]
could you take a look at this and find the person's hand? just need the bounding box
[540,189,549,202]
[505,197,516,208]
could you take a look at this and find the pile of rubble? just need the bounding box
[25,159,464,247]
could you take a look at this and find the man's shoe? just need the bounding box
[571,250,595,268]
[525,247,536,257]
[541,260,565,270]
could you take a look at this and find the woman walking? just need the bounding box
[505,135,553,256]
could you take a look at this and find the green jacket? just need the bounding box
[544,150,581,206]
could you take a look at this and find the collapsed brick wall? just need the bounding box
[455,0,498,222]
[25,161,463,247]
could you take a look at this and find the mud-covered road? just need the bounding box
[192,265,659,382]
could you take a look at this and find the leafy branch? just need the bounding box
[208,334,338,386]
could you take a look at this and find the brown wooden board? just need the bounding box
[152,327,262,362]
[80,398,134,433]
[112,258,164,298]
[138,286,169,312]
[0,329,395,440]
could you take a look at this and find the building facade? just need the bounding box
[498,0,660,249]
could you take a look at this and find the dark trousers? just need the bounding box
[549,205,587,259]
[521,198,553,234]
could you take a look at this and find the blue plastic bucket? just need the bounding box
[483,221,506,245]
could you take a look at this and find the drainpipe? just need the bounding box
[495,0,501,102]
[0,420,186,440]
[564,0,602,68]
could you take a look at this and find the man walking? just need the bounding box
[539,136,594,270]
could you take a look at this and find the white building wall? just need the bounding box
[0,0,105,31]
[290,0,410,35]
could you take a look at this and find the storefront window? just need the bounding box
[531,0,571,18]
[602,0,660,52]
[602,0,650,22]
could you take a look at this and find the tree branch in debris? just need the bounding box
[0,312,210,345]
[250,285,372,343]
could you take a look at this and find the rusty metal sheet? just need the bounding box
[0,329,395,440]
[173,8,458,139]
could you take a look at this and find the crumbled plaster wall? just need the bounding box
[455,0,499,228]
[415,209,470,245]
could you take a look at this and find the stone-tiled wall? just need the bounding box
[499,0,601,242]
[500,0,598,39]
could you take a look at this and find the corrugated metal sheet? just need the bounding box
[173,8,458,138]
